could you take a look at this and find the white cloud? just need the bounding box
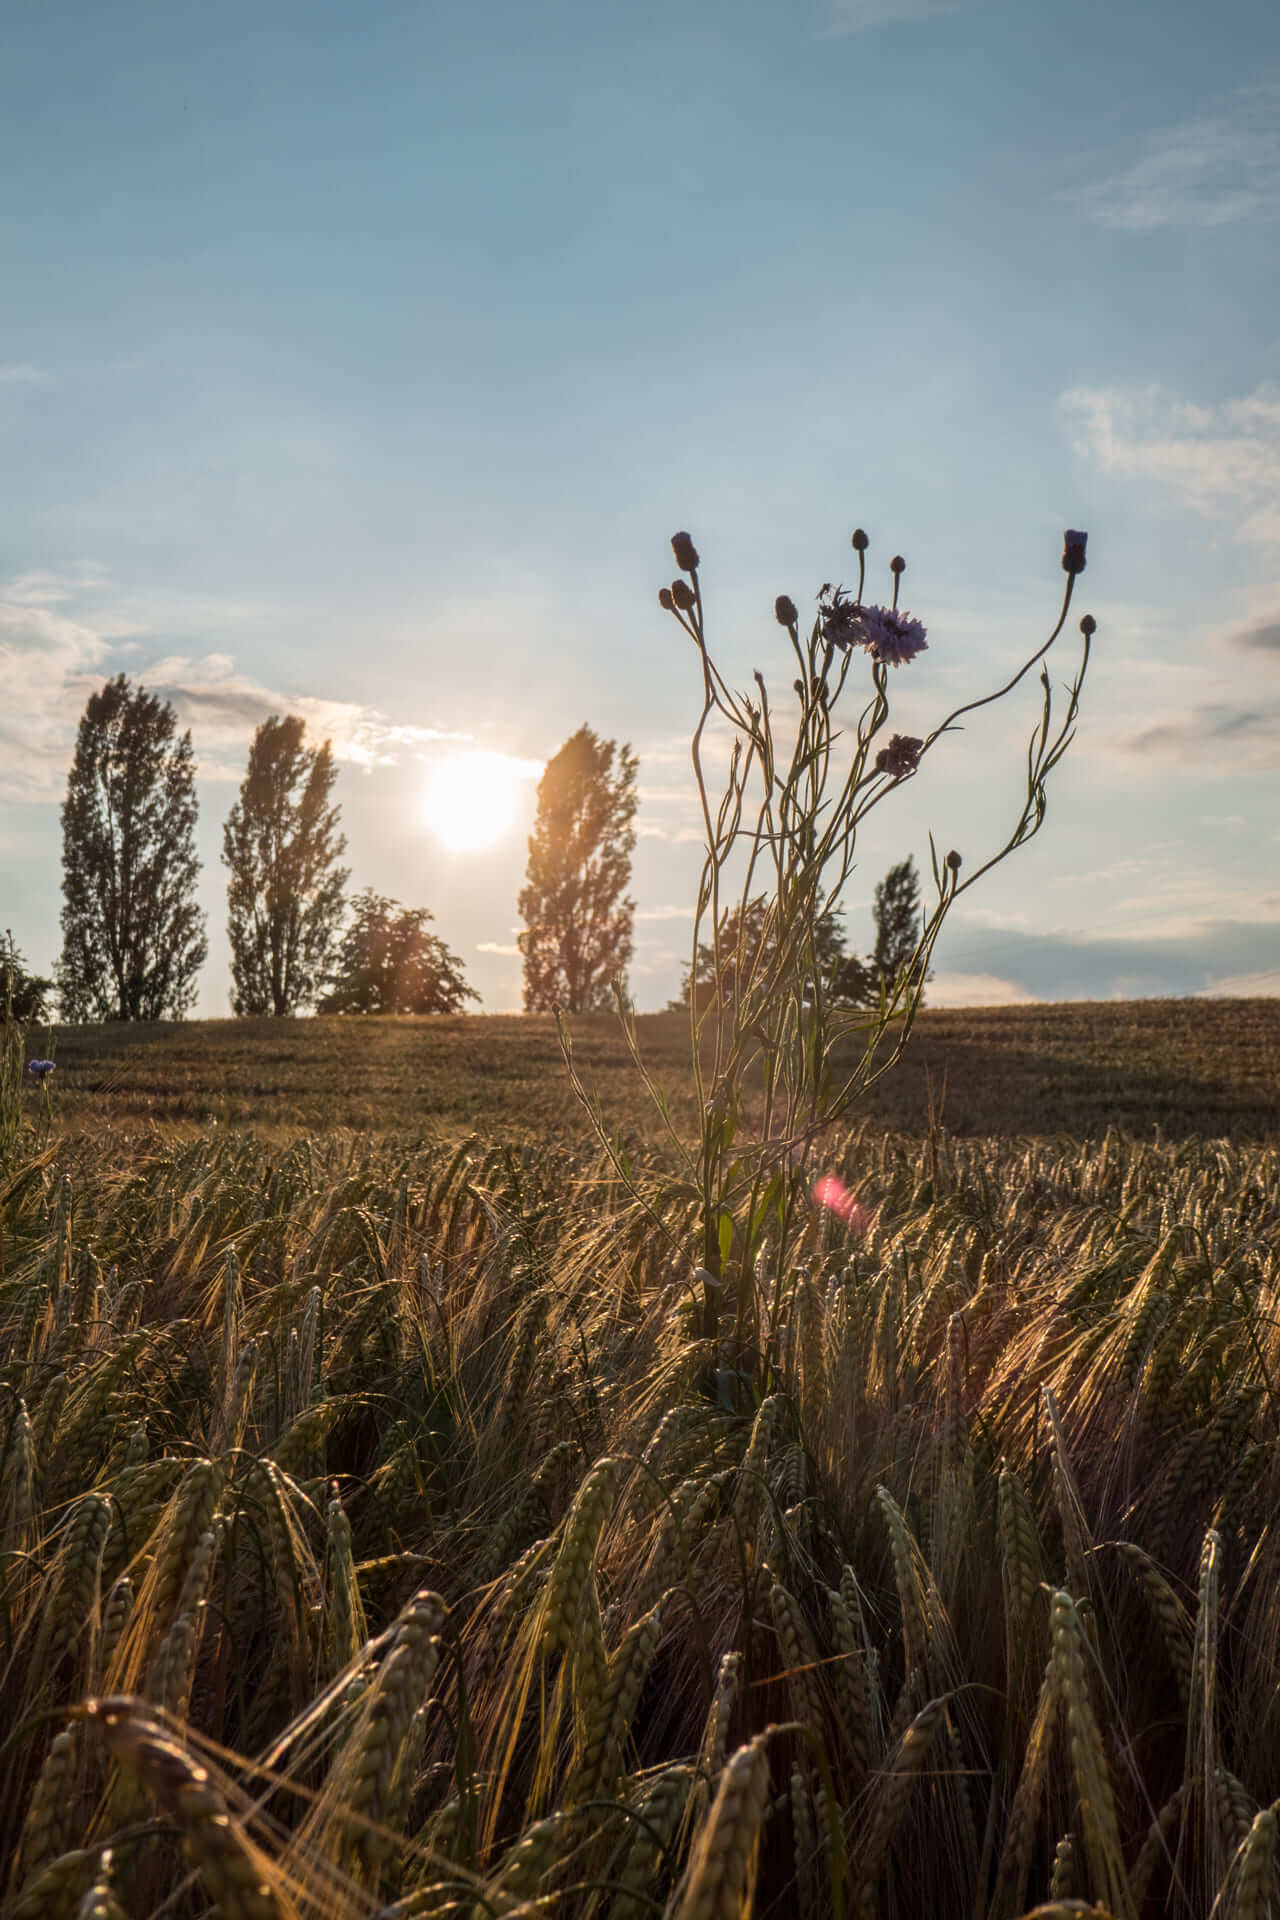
[137,652,473,772]
[1062,382,1280,547]
[1070,87,1280,231]
[927,970,1038,1007]
[477,940,520,956]
[0,363,52,386]
[1197,968,1280,997]
[0,577,478,808]
[636,904,694,922]
[0,597,110,801]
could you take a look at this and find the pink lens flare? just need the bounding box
[812,1175,869,1234]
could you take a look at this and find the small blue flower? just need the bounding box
[27,1059,55,1080]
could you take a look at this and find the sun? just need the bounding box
[422,752,529,852]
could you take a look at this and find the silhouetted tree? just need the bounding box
[518,725,638,1013]
[1,932,52,1023]
[868,855,931,1003]
[222,715,349,1015]
[58,675,207,1021]
[672,895,852,1008]
[319,890,477,1014]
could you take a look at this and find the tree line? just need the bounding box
[4,675,929,1022]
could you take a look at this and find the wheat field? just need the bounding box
[3,1030,1280,1917]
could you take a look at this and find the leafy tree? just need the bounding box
[58,675,207,1022]
[1,933,53,1023]
[842,855,931,1005]
[518,725,639,1013]
[673,895,852,1008]
[319,890,477,1014]
[222,715,349,1015]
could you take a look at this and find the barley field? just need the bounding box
[31,996,1280,1139]
[3,1008,1280,1918]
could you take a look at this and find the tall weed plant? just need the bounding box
[570,527,1094,1351]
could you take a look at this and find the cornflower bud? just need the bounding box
[671,531,700,573]
[658,587,675,612]
[1080,613,1096,636]
[775,594,798,628]
[890,555,906,575]
[1062,530,1088,575]
[946,849,962,873]
[851,529,869,552]
[671,579,696,612]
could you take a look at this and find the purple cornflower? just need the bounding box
[856,604,928,668]
[818,588,929,666]
[817,584,865,650]
[874,733,924,778]
[27,1059,55,1080]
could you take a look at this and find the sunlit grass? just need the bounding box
[2,1093,1279,1916]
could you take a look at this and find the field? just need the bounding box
[32,995,1280,1140]
[3,1002,1280,1919]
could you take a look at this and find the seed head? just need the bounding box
[671,579,696,613]
[658,587,675,612]
[775,594,798,628]
[851,528,869,552]
[1062,529,1088,575]
[874,733,923,778]
[671,531,700,573]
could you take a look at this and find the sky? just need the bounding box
[2,0,1279,1014]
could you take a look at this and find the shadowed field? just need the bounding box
[28,995,1280,1140]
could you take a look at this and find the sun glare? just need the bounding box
[422,752,529,852]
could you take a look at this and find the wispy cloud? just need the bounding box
[137,653,473,774]
[944,916,1280,1001]
[1062,382,1280,547]
[635,904,694,922]
[476,940,520,956]
[1123,703,1280,771]
[821,0,962,30]
[0,597,110,801]
[1198,967,1280,996]
[0,576,477,805]
[1234,618,1280,654]
[1069,86,1280,231]
[928,970,1037,1008]
[0,363,52,387]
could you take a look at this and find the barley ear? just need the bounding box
[669,1734,772,1920]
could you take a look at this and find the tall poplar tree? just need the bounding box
[58,674,207,1021]
[518,725,639,1013]
[827,857,932,1005]
[222,714,349,1015]
[870,856,931,1002]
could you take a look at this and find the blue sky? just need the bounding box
[3,0,1279,1012]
